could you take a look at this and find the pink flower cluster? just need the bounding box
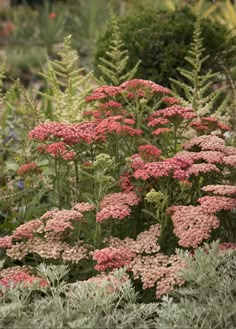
[17,163,41,176]
[0,270,48,290]
[107,225,185,298]
[93,247,135,271]
[190,117,231,133]
[150,105,197,121]
[167,205,220,248]
[138,144,162,161]
[202,185,236,196]
[95,115,143,138]
[29,121,98,145]
[133,157,192,181]
[0,203,95,263]
[198,196,236,213]
[85,79,170,102]
[46,142,75,160]
[131,254,185,297]
[162,96,181,105]
[184,135,226,152]
[96,191,140,222]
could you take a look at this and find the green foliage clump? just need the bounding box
[157,242,236,329]
[94,7,236,88]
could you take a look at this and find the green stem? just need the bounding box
[55,159,62,209]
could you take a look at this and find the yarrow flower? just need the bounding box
[151,105,197,121]
[167,205,220,248]
[96,191,140,222]
[29,121,98,145]
[0,271,48,290]
[223,155,236,167]
[17,163,41,176]
[162,96,181,105]
[72,202,95,213]
[133,157,192,181]
[96,204,131,222]
[184,135,226,152]
[46,142,75,160]
[202,185,236,196]
[186,163,220,176]
[92,247,135,271]
[138,144,162,161]
[198,196,236,213]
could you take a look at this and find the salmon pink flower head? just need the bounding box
[202,185,236,196]
[223,155,236,167]
[0,271,48,290]
[138,144,162,161]
[12,219,43,240]
[72,202,96,213]
[133,157,192,181]
[184,135,226,152]
[152,105,197,121]
[95,115,143,137]
[218,242,236,252]
[0,236,13,249]
[175,150,225,165]
[93,247,135,271]
[167,205,220,248]
[85,86,122,102]
[152,127,171,136]
[198,196,236,213]
[120,79,171,95]
[29,121,98,145]
[190,117,231,133]
[17,163,41,176]
[162,96,181,105]
[44,209,84,233]
[186,163,220,176]
[46,142,75,160]
[96,191,140,222]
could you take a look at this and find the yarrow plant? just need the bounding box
[1,76,236,301]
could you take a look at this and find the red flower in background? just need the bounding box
[48,12,57,20]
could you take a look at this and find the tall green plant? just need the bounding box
[39,35,94,122]
[170,15,227,117]
[96,14,140,86]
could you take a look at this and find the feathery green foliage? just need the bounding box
[96,14,140,86]
[39,35,94,122]
[170,15,227,117]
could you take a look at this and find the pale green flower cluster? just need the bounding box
[145,189,165,206]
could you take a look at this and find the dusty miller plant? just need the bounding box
[0,266,161,329]
[157,241,236,329]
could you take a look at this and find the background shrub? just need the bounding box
[94,7,236,87]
